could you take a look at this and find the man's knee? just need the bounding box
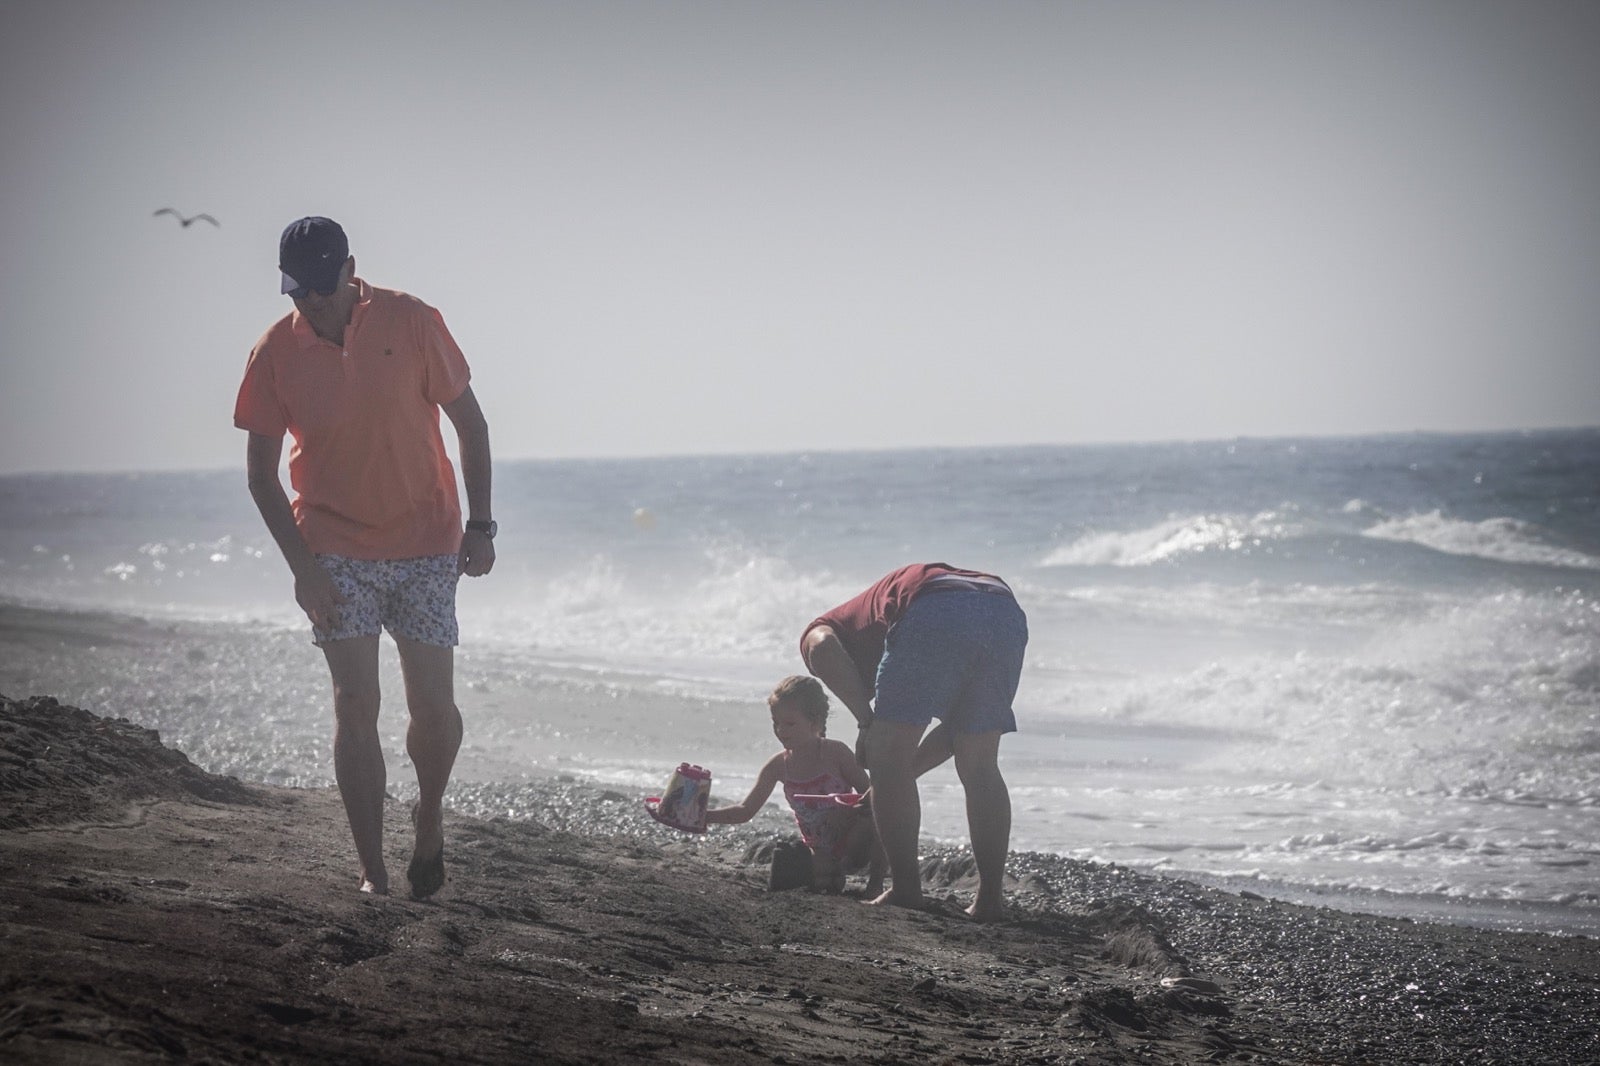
[407,696,461,733]
[330,678,381,726]
[952,732,1005,784]
[955,755,1002,783]
[333,685,379,710]
[865,721,922,774]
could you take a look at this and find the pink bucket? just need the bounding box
[644,763,712,833]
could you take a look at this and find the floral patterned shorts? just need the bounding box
[310,554,460,648]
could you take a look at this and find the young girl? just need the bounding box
[704,675,886,894]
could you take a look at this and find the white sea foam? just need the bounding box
[1090,588,1600,804]
[1041,510,1301,567]
[465,545,854,690]
[1362,510,1600,570]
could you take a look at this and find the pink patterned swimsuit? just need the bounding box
[782,772,864,858]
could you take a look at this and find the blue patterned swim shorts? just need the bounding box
[872,587,1027,734]
[310,554,460,648]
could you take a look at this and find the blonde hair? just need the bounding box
[768,675,830,736]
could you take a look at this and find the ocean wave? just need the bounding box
[1041,510,1301,567]
[1361,510,1600,570]
[1021,579,1437,634]
[467,545,854,674]
[1093,587,1600,802]
[1272,830,1600,859]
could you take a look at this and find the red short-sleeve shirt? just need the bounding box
[801,563,1006,696]
[233,280,471,559]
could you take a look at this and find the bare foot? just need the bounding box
[359,876,389,896]
[407,804,446,899]
[965,899,1005,923]
[865,887,925,910]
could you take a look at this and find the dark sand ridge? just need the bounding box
[4,691,1600,1066]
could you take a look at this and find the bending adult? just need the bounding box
[800,563,1027,921]
[234,217,496,898]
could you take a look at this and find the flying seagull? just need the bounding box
[154,208,220,228]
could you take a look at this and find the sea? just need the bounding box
[2,429,1598,936]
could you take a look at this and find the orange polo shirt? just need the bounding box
[234,279,471,560]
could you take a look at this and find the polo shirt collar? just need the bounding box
[289,278,373,348]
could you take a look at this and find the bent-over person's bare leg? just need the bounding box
[323,636,387,894]
[865,719,927,909]
[953,729,1010,922]
[396,635,461,899]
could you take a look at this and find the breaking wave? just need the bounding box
[1042,511,1300,567]
[1361,511,1600,570]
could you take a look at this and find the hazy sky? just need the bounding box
[3,0,1597,475]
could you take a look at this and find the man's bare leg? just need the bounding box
[912,721,955,777]
[953,730,1010,922]
[324,636,387,894]
[864,720,927,909]
[396,636,461,898]
[838,808,888,897]
[863,845,887,899]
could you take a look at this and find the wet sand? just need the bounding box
[4,688,1599,1065]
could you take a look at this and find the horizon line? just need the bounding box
[3,423,1596,479]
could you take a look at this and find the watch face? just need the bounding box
[469,520,497,538]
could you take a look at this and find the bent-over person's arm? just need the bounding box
[801,625,874,727]
[802,624,880,767]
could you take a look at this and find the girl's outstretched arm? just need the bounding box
[703,752,783,825]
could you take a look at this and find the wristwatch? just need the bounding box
[465,519,497,539]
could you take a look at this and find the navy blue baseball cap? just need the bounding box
[279,217,349,295]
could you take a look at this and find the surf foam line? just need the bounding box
[1041,510,1303,567]
[1362,510,1600,571]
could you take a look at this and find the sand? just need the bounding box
[3,606,1600,1065]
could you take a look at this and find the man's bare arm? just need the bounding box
[803,622,952,776]
[801,625,874,727]
[442,384,495,577]
[246,431,340,629]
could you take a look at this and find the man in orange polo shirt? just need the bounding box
[234,216,496,899]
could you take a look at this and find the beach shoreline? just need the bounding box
[3,598,1596,941]
[5,690,1600,1064]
